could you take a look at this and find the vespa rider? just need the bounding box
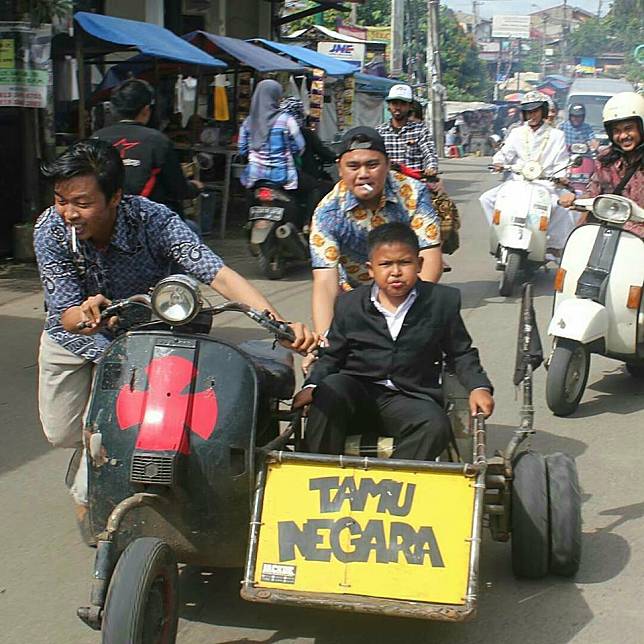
[560,103,599,150]
[480,91,575,261]
[306,127,443,372]
[34,139,317,517]
[559,92,644,239]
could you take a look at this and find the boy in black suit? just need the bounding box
[293,222,494,460]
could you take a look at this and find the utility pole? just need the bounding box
[426,0,444,157]
[391,0,405,78]
[349,3,358,24]
[560,0,568,74]
[472,0,480,41]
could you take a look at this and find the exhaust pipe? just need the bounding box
[275,223,308,259]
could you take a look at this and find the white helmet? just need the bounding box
[520,91,549,119]
[602,91,644,135]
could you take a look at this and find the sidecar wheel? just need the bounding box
[499,250,521,297]
[511,451,549,579]
[546,340,589,416]
[102,538,178,644]
[547,453,582,577]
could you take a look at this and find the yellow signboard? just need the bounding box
[0,39,14,69]
[253,461,476,605]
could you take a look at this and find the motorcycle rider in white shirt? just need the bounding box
[480,91,576,259]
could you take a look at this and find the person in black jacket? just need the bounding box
[293,222,494,460]
[93,79,202,217]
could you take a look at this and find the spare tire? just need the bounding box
[547,452,582,577]
[511,451,549,579]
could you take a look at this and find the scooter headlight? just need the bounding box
[593,195,632,224]
[151,275,202,325]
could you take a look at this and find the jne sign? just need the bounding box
[317,41,365,66]
[253,462,476,605]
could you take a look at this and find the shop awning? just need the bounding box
[182,31,306,72]
[251,38,357,76]
[354,72,398,95]
[73,12,224,66]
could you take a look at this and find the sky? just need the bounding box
[442,0,606,19]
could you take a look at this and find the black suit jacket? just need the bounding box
[305,282,492,399]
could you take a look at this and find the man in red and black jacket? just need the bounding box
[93,79,202,217]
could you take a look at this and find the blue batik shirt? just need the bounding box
[34,195,225,362]
[560,120,596,147]
[238,112,305,190]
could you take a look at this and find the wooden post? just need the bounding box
[75,35,85,139]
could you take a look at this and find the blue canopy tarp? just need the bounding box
[354,73,399,96]
[74,12,224,67]
[182,31,306,73]
[251,39,357,76]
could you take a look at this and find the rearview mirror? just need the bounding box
[571,155,584,167]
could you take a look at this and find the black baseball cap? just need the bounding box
[337,126,388,159]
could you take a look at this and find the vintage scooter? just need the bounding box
[489,157,582,297]
[76,279,581,642]
[247,182,309,279]
[546,194,644,416]
[567,143,595,196]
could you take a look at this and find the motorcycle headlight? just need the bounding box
[592,195,632,224]
[521,160,543,181]
[151,275,202,325]
[570,143,588,154]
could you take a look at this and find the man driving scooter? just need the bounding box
[305,127,443,374]
[559,92,644,239]
[560,103,599,150]
[34,139,317,524]
[480,91,575,261]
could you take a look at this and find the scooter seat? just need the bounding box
[238,340,295,400]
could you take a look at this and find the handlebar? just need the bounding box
[76,295,151,330]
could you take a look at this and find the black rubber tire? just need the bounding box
[511,451,550,579]
[626,363,644,378]
[499,250,521,297]
[257,242,285,280]
[546,452,582,577]
[546,339,590,417]
[102,538,178,644]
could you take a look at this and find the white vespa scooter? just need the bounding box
[489,159,580,297]
[546,194,644,416]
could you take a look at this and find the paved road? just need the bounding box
[1,157,643,643]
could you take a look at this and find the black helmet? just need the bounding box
[568,103,585,118]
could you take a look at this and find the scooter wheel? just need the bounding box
[546,339,590,417]
[499,251,521,297]
[102,538,178,644]
[257,242,285,280]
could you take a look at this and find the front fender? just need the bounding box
[499,225,532,250]
[548,298,608,343]
[250,221,275,245]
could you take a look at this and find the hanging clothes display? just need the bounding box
[237,72,252,126]
[309,68,325,131]
[343,75,355,127]
[299,76,310,115]
[213,74,229,121]
[175,75,198,127]
[334,80,345,131]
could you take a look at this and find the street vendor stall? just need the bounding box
[68,12,225,138]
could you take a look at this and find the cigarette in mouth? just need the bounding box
[70,226,77,253]
[362,184,373,193]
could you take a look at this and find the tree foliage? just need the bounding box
[568,0,644,81]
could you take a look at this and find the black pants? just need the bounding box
[305,374,451,461]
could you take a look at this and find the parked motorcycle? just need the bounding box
[489,157,582,297]
[546,194,644,416]
[567,143,595,197]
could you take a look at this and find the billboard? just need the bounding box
[492,15,531,40]
[317,41,365,67]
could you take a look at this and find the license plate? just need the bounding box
[250,206,284,221]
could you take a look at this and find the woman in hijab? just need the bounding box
[238,79,305,190]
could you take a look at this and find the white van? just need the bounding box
[566,77,635,144]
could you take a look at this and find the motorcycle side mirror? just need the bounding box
[571,154,584,168]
